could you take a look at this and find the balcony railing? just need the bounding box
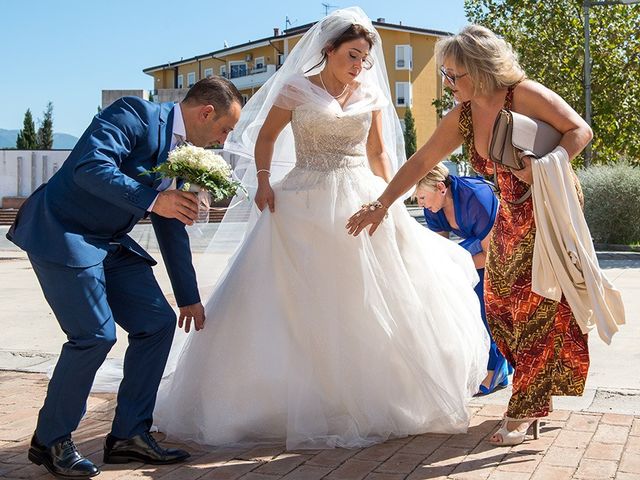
[229,64,277,90]
[219,65,268,78]
[147,64,278,103]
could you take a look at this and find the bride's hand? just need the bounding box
[255,183,275,212]
[346,205,387,237]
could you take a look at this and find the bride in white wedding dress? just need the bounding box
[153,7,489,449]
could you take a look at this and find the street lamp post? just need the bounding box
[583,0,640,167]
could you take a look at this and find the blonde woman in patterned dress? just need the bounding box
[348,24,593,446]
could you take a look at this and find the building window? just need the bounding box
[230,61,247,79]
[395,45,413,70]
[187,72,196,87]
[396,82,412,107]
[277,54,285,66]
[204,68,213,78]
[177,74,184,89]
[241,94,249,105]
[254,56,265,72]
[220,64,227,78]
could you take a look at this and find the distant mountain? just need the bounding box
[52,133,78,149]
[0,129,17,148]
[0,128,78,149]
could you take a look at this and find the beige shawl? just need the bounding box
[531,146,625,344]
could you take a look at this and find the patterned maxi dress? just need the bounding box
[458,85,590,419]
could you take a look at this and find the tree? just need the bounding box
[465,0,640,165]
[403,107,417,158]
[37,102,54,149]
[16,109,38,149]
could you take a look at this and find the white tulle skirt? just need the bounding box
[153,163,489,449]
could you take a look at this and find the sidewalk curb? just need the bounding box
[596,250,640,260]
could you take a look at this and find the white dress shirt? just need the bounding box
[147,103,186,212]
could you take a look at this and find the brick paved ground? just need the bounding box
[1,372,638,480]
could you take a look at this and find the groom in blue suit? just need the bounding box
[7,76,242,478]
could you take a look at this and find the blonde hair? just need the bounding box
[435,24,526,96]
[415,163,451,194]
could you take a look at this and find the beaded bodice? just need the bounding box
[291,107,372,171]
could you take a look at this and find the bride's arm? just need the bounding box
[347,105,464,236]
[366,110,392,182]
[254,106,292,212]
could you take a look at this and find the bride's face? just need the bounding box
[414,184,447,213]
[326,38,371,84]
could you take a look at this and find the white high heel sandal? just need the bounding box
[489,417,540,446]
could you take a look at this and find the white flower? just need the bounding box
[151,143,242,200]
[167,144,231,176]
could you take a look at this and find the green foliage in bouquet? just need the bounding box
[146,144,245,201]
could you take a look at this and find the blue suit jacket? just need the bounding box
[7,97,200,307]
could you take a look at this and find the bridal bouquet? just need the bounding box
[148,144,245,223]
[152,144,243,200]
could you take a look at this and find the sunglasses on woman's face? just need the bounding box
[440,66,468,85]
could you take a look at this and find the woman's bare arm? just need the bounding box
[253,106,292,212]
[366,110,392,182]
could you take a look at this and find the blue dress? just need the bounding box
[423,176,505,371]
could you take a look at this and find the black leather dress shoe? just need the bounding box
[28,433,100,478]
[103,431,190,465]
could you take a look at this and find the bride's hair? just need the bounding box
[328,24,376,51]
[305,24,376,73]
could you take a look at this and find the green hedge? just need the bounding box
[577,162,640,245]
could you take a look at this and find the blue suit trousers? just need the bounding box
[29,245,176,447]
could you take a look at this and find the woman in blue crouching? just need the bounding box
[413,162,512,395]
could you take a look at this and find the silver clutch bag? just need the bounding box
[489,109,562,171]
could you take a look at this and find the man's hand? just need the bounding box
[152,190,199,225]
[178,302,205,333]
